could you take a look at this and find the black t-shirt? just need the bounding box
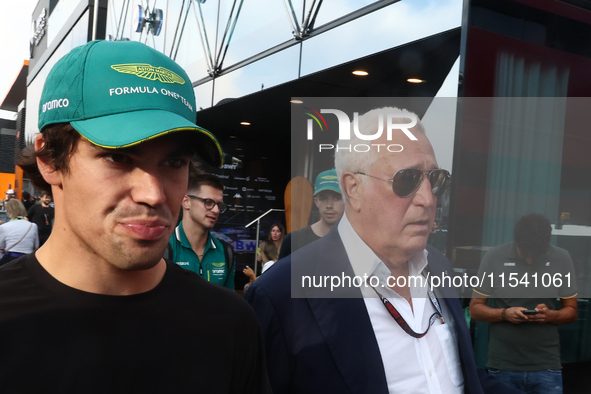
[22,199,35,211]
[278,226,321,259]
[0,254,271,393]
[27,204,54,237]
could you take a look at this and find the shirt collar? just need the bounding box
[176,222,217,251]
[508,241,548,265]
[337,212,429,279]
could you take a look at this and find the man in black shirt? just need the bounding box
[279,168,344,259]
[21,191,36,211]
[27,191,54,246]
[0,40,270,393]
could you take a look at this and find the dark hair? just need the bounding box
[17,123,81,193]
[514,213,552,258]
[187,173,224,194]
[22,191,30,200]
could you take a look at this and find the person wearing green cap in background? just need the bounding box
[0,40,270,393]
[278,168,345,260]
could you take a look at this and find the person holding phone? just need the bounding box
[470,213,578,394]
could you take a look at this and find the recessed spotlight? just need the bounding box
[290,99,303,104]
[261,157,267,159]
[352,70,368,76]
[229,135,237,138]
[236,148,242,151]
[407,78,424,83]
[238,155,245,157]
[240,121,251,126]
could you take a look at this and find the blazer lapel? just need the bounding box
[302,229,389,394]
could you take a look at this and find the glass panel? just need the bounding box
[194,80,213,111]
[173,1,213,82]
[219,0,295,68]
[313,0,380,27]
[105,1,197,72]
[300,0,462,76]
[454,98,591,369]
[213,45,300,105]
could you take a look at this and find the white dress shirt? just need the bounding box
[338,213,463,394]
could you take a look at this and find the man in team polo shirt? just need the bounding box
[470,213,578,394]
[169,173,235,289]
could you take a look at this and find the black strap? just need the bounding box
[218,239,235,273]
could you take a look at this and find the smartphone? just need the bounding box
[522,309,537,315]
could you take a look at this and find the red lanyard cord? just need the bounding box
[369,281,444,339]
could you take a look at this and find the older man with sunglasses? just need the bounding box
[169,173,235,289]
[245,107,522,394]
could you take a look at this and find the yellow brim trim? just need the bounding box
[91,126,224,166]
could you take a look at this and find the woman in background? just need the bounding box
[268,222,285,252]
[243,240,279,289]
[0,199,39,266]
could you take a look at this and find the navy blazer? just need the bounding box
[245,227,522,394]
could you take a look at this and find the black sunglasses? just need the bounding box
[356,169,451,198]
[186,195,227,213]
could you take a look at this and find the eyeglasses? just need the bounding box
[356,168,451,198]
[186,195,227,213]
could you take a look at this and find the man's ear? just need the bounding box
[181,195,191,210]
[341,172,362,212]
[35,134,62,187]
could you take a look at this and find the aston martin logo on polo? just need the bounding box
[111,63,185,84]
[212,262,225,268]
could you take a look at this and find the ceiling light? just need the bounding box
[236,148,242,151]
[352,70,368,76]
[240,121,250,126]
[290,99,303,104]
[407,78,424,83]
[229,135,237,138]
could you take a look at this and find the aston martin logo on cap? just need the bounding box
[111,63,185,84]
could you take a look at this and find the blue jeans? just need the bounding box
[488,369,563,394]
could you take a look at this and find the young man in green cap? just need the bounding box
[278,168,344,259]
[0,40,269,393]
[169,173,235,289]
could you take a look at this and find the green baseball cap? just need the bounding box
[314,168,341,196]
[38,40,223,167]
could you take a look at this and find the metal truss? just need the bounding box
[282,0,323,40]
[169,0,245,77]
[107,0,400,85]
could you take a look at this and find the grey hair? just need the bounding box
[334,107,425,203]
[5,199,28,219]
